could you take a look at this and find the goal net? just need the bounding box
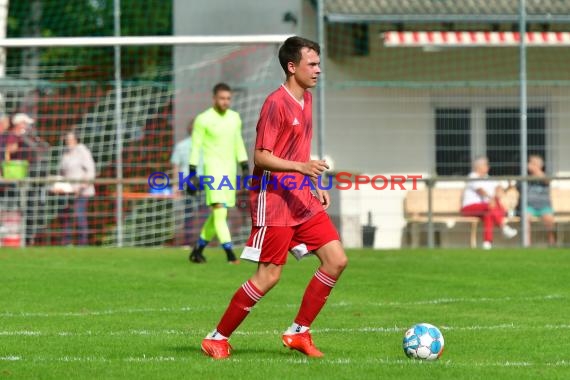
[0,1,286,247]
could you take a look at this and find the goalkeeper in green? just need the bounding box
[187,83,249,264]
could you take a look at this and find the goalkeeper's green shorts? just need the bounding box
[205,186,236,207]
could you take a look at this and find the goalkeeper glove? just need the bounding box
[240,161,251,189]
[186,165,199,196]
[240,161,249,178]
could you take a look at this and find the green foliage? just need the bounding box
[6,0,173,81]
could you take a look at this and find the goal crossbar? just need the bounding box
[0,34,294,48]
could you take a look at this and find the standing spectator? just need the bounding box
[522,154,556,246]
[187,83,249,264]
[170,119,202,246]
[56,130,96,246]
[5,113,50,245]
[461,156,518,249]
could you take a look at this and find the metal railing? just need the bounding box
[2,175,569,249]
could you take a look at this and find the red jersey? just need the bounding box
[249,85,324,226]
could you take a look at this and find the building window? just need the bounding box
[352,24,369,56]
[435,108,471,176]
[485,108,545,175]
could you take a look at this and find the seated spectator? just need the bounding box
[522,154,555,246]
[460,156,518,249]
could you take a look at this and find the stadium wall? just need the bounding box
[173,0,301,143]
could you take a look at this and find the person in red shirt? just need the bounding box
[200,36,348,360]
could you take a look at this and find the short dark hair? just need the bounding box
[66,129,80,144]
[278,36,320,75]
[213,82,231,95]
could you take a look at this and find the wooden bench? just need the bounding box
[404,187,570,248]
[404,188,480,248]
[548,188,570,245]
[494,188,570,245]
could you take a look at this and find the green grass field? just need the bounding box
[1,247,569,379]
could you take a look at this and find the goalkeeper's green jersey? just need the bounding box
[189,107,248,206]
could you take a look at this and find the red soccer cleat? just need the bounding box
[201,338,232,359]
[282,331,324,357]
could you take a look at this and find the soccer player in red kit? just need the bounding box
[200,36,348,359]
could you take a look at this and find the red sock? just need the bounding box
[294,269,337,327]
[215,280,264,338]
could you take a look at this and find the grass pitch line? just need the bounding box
[2,355,570,368]
[367,294,565,307]
[0,356,21,361]
[0,306,206,318]
[0,294,563,319]
[3,323,570,338]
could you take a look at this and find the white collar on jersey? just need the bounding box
[281,84,304,109]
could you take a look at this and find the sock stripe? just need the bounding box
[241,281,263,302]
[315,270,336,288]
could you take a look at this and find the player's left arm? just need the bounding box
[189,117,204,169]
[235,115,249,177]
[314,185,330,210]
[187,117,204,195]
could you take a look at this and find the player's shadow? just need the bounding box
[169,345,199,354]
[168,345,284,357]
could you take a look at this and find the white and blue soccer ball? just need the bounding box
[402,323,444,361]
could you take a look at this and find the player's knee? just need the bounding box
[340,254,349,269]
[257,273,280,293]
[335,254,348,273]
[253,267,282,291]
[266,272,281,287]
[326,253,348,277]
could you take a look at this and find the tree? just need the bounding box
[6,0,173,81]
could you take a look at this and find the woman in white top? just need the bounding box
[460,156,517,249]
[58,131,96,245]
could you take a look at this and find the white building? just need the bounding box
[174,0,570,248]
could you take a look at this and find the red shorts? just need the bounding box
[240,211,340,265]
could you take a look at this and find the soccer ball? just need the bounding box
[402,323,444,360]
